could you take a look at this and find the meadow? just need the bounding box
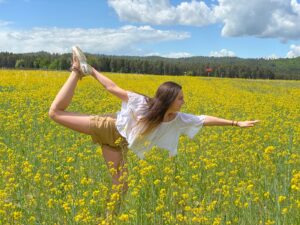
[0,69,299,225]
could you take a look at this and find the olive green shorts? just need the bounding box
[89,113,129,154]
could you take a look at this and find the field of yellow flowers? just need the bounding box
[0,69,299,225]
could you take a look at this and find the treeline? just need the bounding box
[0,51,300,80]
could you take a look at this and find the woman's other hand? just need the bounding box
[237,120,260,128]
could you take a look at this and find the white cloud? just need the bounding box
[214,0,300,40]
[209,49,235,57]
[287,44,300,58]
[0,25,190,54]
[0,20,13,26]
[164,52,193,58]
[108,0,216,26]
[146,52,193,58]
[264,54,279,59]
[108,0,300,40]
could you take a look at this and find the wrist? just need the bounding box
[232,120,239,126]
[91,68,97,78]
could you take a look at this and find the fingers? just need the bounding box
[248,120,260,124]
[248,120,260,127]
[240,120,260,128]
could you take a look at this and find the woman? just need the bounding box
[49,46,260,196]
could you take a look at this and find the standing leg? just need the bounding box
[48,70,91,135]
[102,145,128,194]
[102,145,128,219]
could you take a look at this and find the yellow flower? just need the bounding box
[184,206,191,211]
[47,199,54,208]
[29,216,36,222]
[159,188,166,198]
[80,177,93,185]
[246,184,254,191]
[213,217,222,225]
[93,190,100,197]
[264,146,275,154]
[154,179,161,185]
[192,217,209,223]
[278,195,286,203]
[13,211,22,220]
[181,193,189,199]
[291,171,300,191]
[78,199,85,206]
[74,214,83,222]
[192,174,199,181]
[207,200,217,211]
[34,173,41,183]
[62,202,71,213]
[109,167,117,176]
[66,156,74,163]
[155,204,164,212]
[118,213,129,221]
[131,188,139,197]
[264,192,270,198]
[281,208,288,215]
[176,213,185,222]
[265,219,275,225]
[110,192,120,202]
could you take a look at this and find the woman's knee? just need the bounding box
[48,107,57,120]
[48,106,63,121]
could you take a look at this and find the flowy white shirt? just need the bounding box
[116,91,206,159]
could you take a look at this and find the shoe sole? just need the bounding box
[72,46,92,75]
[72,46,87,63]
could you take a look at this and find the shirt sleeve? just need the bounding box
[126,91,146,110]
[178,112,206,139]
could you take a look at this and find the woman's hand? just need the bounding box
[237,120,260,128]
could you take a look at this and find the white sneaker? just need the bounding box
[81,63,93,75]
[72,46,93,75]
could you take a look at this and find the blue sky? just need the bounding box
[0,0,300,58]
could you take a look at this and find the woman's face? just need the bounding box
[169,90,185,112]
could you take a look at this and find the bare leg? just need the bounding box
[102,145,129,194]
[49,71,91,135]
[102,145,128,219]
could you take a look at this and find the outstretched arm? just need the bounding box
[91,68,129,102]
[203,115,260,128]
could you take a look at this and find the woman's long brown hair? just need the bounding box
[135,81,182,137]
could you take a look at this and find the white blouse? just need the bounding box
[115,91,206,159]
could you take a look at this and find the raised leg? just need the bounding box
[48,71,92,135]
